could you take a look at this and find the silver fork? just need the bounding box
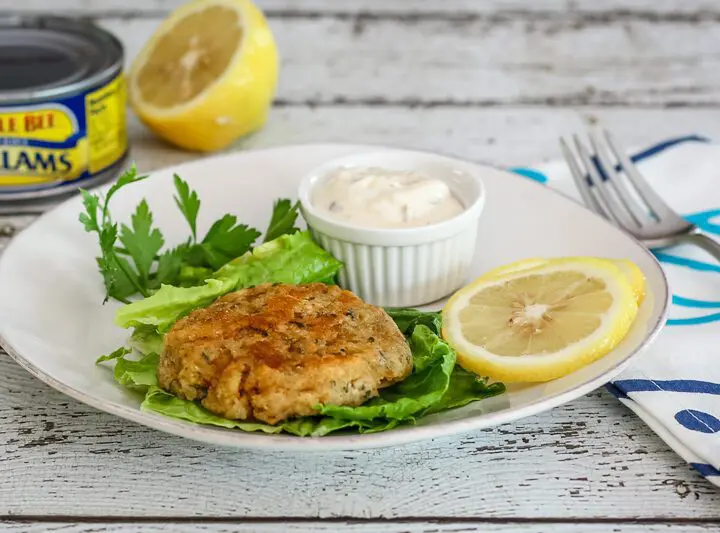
[561,129,720,261]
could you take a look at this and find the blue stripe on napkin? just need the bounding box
[507,167,548,183]
[629,134,710,162]
[510,135,711,185]
[653,252,720,273]
[613,379,720,395]
[510,134,719,484]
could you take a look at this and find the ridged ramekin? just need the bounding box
[298,149,485,307]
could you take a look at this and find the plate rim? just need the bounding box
[0,142,671,451]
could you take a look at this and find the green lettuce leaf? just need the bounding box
[421,367,506,416]
[96,346,131,364]
[316,310,505,425]
[142,386,283,433]
[142,386,381,437]
[103,290,504,436]
[317,324,455,421]
[115,231,343,331]
[113,352,159,390]
[263,199,300,243]
[385,307,442,336]
[129,326,164,356]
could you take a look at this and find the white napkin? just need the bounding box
[514,135,720,487]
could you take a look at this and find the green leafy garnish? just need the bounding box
[80,165,301,302]
[264,199,300,243]
[114,352,160,389]
[96,347,159,390]
[187,215,261,270]
[102,166,149,219]
[154,245,185,287]
[95,346,131,364]
[173,174,200,241]
[79,165,150,302]
[78,189,100,233]
[384,307,442,336]
[128,326,164,356]
[316,310,504,425]
[115,231,343,331]
[140,386,382,436]
[119,200,164,293]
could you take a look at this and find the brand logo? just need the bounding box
[0,104,77,141]
[0,74,127,188]
[0,103,84,185]
[0,149,72,174]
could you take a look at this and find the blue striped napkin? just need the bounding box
[513,135,720,487]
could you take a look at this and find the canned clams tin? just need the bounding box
[0,16,127,211]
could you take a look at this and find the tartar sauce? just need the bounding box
[313,166,464,229]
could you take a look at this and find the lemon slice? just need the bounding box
[612,259,646,305]
[442,258,639,382]
[128,0,278,152]
[483,257,646,304]
[482,257,548,278]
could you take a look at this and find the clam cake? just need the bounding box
[158,283,412,424]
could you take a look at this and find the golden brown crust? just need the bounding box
[158,283,412,424]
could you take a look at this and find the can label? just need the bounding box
[0,72,127,189]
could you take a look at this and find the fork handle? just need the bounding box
[682,231,720,263]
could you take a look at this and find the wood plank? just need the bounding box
[123,106,720,175]
[1,4,719,106]
[3,521,720,533]
[1,351,718,519]
[2,105,719,217]
[4,0,720,16]
[0,0,717,526]
[89,15,720,107]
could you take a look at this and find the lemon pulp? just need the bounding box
[129,0,278,152]
[483,257,646,304]
[136,6,243,108]
[442,258,640,382]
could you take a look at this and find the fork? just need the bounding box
[560,129,720,261]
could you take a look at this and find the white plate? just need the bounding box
[0,144,669,451]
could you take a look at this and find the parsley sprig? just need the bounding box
[80,165,300,303]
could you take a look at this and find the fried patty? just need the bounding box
[158,283,412,424]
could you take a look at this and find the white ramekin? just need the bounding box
[298,149,485,307]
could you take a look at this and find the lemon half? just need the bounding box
[129,0,278,152]
[442,258,640,382]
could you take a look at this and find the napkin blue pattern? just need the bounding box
[514,135,720,487]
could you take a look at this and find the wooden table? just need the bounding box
[2,1,720,531]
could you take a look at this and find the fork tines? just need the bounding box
[562,129,679,230]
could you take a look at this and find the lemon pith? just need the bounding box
[442,258,640,382]
[128,0,278,152]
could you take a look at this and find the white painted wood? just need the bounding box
[1,352,718,518]
[3,522,719,533]
[2,106,719,217]
[3,0,720,15]
[1,1,719,107]
[0,0,719,527]
[92,15,720,106]
[124,107,720,174]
